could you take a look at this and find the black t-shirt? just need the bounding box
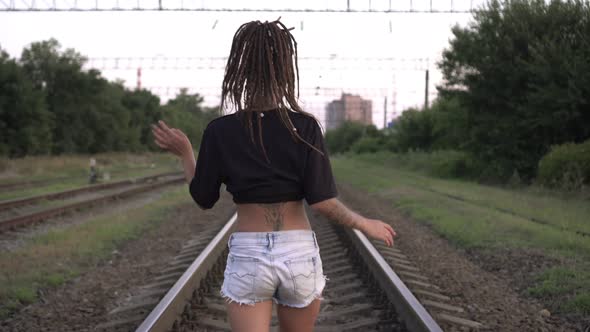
[189,109,338,209]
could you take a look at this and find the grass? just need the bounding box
[340,152,590,242]
[331,154,590,315]
[0,152,179,184]
[0,186,191,319]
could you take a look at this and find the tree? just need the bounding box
[325,121,367,154]
[121,88,162,151]
[389,108,436,152]
[0,49,52,156]
[162,89,218,148]
[438,0,590,180]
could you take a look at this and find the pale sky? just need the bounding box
[0,1,481,128]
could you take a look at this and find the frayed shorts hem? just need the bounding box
[219,289,260,306]
[272,292,324,308]
[219,288,324,309]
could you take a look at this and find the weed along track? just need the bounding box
[419,186,590,238]
[0,172,184,233]
[125,211,483,332]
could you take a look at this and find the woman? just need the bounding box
[152,19,396,332]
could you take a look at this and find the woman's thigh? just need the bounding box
[226,300,273,332]
[276,299,321,332]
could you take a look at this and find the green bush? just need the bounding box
[389,108,435,152]
[537,140,590,191]
[428,150,480,179]
[350,136,384,154]
[325,122,370,154]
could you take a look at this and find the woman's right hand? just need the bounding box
[151,120,193,158]
[359,218,397,247]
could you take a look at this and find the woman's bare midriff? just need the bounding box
[235,200,311,232]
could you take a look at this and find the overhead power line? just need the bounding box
[86,56,434,71]
[0,0,484,13]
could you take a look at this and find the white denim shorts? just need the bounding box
[220,229,327,308]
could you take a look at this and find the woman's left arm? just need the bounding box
[151,120,195,184]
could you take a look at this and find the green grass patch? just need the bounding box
[0,186,190,319]
[0,152,177,181]
[528,267,590,314]
[332,155,590,315]
[0,152,181,201]
[336,153,590,241]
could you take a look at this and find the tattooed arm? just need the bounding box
[311,198,397,247]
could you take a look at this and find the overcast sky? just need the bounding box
[0,1,482,128]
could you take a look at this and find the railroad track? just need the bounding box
[0,174,184,233]
[381,170,589,238]
[118,210,484,332]
[0,171,180,212]
[421,186,590,238]
[0,169,178,193]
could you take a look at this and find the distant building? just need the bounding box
[325,93,373,130]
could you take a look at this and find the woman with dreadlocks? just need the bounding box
[152,19,396,332]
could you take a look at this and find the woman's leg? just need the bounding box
[276,299,321,332]
[226,300,273,332]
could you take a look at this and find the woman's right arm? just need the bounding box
[310,198,396,247]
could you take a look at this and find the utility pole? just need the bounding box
[136,67,142,90]
[424,69,429,110]
[383,96,387,129]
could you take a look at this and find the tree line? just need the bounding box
[326,0,590,186]
[0,39,217,157]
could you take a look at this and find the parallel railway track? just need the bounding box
[0,173,184,233]
[0,172,179,212]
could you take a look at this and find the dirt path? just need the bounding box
[0,192,234,332]
[337,183,581,332]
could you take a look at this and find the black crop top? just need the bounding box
[188,110,338,209]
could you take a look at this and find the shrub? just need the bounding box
[325,122,368,154]
[537,140,590,191]
[428,150,480,179]
[390,108,435,152]
[350,136,385,154]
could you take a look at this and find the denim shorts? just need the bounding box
[220,229,327,308]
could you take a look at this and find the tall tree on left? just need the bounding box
[0,48,53,157]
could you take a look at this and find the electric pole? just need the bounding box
[424,69,429,110]
[383,96,387,129]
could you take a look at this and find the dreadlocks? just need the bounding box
[220,18,324,162]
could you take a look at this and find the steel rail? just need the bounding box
[0,172,180,211]
[135,212,237,332]
[0,177,184,232]
[135,213,442,332]
[344,227,443,332]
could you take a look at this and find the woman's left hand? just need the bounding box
[151,120,193,158]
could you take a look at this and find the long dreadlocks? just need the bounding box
[220,18,324,162]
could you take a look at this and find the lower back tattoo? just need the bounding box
[261,203,285,231]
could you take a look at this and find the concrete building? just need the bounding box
[325,93,373,130]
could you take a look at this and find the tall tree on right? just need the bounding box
[438,0,590,181]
